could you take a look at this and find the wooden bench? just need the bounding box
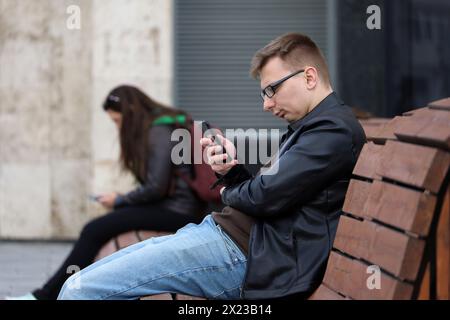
[93,97,450,300]
[310,97,450,300]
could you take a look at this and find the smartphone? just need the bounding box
[88,194,101,202]
[201,121,233,162]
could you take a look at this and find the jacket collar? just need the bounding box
[287,92,343,132]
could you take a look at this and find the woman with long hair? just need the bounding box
[7,85,205,300]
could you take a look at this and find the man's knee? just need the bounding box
[58,273,85,300]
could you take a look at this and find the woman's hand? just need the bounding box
[98,192,119,209]
[200,134,238,175]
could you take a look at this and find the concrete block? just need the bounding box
[50,159,91,238]
[0,164,52,239]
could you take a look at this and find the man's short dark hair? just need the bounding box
[250,32,331,86]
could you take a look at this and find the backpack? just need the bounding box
[152,115,222,203]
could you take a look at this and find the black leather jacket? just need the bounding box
[114,125,204,216]
[221,93,366,299]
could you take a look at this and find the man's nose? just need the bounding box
[263,97,275,111]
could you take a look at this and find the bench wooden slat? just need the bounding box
[137,230,174,241]
[323,251,413,299]
[428,97,450,111]
[157,231,174,237]
[116,231,141,249]
[175,294,208,300]
[137,230,163,241]
[334,215,425,281]
[94,239,118,261]
[360,123,385,142]
[352,142,384,180]
[394,109,450,150]
[359,118,391,141]
[344,180,436,236]
[140,293,173,300]
[360,118,392,125]
[436,187,450,299]
[343,179,371,217]
[370,116,402,143]
[403,107,430,116]
[364,180,437,236]
[378,140,450,193]
[309,284,347,300]
[360,124,379,139]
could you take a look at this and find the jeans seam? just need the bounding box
[225,237,245,262]
[211,284,243,299]
[216,225,245,265]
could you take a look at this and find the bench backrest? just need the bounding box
[310,97,450,300]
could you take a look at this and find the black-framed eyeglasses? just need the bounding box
[260,69,304,101]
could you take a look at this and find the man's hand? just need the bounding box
[98,192,119,209]
[200,134,238,175]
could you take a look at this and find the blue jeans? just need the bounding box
[57,215,247,300]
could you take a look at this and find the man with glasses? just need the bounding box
[59,33,366,300]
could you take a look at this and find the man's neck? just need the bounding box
[307,86,334,114]
[288,86,334,124]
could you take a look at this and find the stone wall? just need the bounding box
[0,0,173,239]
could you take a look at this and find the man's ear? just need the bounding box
[304,66,318,90]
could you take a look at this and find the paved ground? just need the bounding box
[0,241,73,298]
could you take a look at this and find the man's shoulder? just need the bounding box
[303,102,360,131]
[296,103,366,150]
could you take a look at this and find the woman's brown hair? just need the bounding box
[103,85,187,184]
